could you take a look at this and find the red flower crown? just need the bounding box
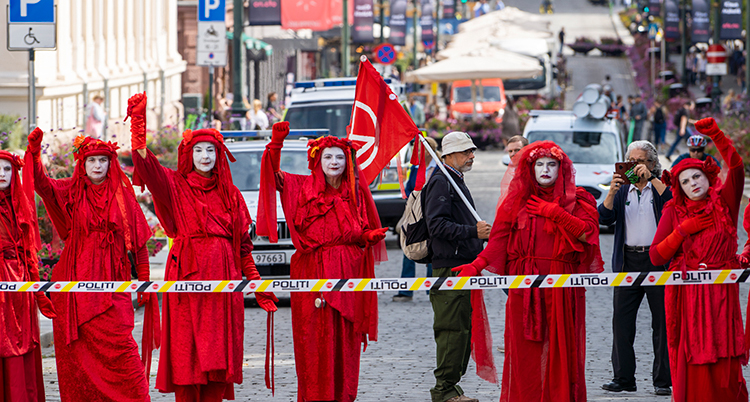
[527,145,564,163]
[72,135,119,161]
[0,150,24,168]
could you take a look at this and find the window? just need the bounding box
[284,105,352,137]
[503,61,546,91]
[230,149,310,191]
[453,86,503,103]
[526,131,618,164]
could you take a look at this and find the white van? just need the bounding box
[495,38,560,99]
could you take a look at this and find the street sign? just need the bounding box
[647,23,659,40]
[7,0,56,50]
[373,43,397,65]
[197,21,227,66]
[199,0,226,22]
[706,44,727,75]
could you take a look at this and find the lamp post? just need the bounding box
[680,0,687,86]
[342,0,351,76]
[230,0,246,129]
[413,0,418,70]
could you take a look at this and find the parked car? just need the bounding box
[283,78,411,229]
[448,78,507,121]
[522,110,626,206]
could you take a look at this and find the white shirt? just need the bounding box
[624,182,658,247]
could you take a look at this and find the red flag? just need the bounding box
[347,58,420,184]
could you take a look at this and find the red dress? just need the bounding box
[133,150,252,400]
[475,142,603,402]
[0,189,44,402]
[30,148,153,401]
[650,128,747,402]
[258,135,382,402]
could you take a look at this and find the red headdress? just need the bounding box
[0,150,40,269]
[661,157,722,207]
[303,136,361,203]
[497,141,577,231]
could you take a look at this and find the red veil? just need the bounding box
[0,151,40,270]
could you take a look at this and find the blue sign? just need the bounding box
[9,0,55,23]
[648,23,659,40]
[198,0,226,22]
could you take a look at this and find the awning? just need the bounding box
[226,31,273,57]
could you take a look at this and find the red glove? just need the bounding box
[256,292,278,313]
[527,195,587,238]
[35,293,57,319]
[125,93,148,150]
[677,215,712,237]
[271,121,289,143]
[737,252,750,268]
[451,256,489,277]
[693,117,721,138]
[135,263,152,306]
[361,227,388,247]
[27,127,44,161]
[241,256,278,312]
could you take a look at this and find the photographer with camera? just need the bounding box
[598,141,673,396]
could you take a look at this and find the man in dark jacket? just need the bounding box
[423,131,491,402]
[599,141,672,396]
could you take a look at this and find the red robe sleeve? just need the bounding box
[650,204,677,267]
[27,151,72,239]
[132,150,178,236]
[714,130,744,225]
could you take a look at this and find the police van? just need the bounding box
[284,78,411,229]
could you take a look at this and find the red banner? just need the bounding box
[347,58,420,184]
[281,0,353,31]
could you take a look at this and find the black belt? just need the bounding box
[624,245,650,253]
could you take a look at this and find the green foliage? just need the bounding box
[146,125,182,170]
[0,114,25,151]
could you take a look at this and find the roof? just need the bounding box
[524,110,620,133]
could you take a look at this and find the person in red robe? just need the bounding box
[0,150,56,402]
[125,93,277,402]
[649,117,747,402]
[26,129,158,401]
[453,141,603,402]
[256,121,386,402]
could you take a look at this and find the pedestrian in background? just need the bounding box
[265,92,283,123]
[454,141,603,402]
[558,27,566,53]
[423,132,491,402]
[650,117,747,402]
[245,99,269,130]
[630,94,647,142]
[670,135,720,167]
[665,101,695,161]
[599,140,672,396]
[650,99,667,147]
[501,97,520,146]
[84,94,106,139]
[393,136,439,302]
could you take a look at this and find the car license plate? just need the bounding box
[253,253,286,265]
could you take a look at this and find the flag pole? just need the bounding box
[417,134,482,222]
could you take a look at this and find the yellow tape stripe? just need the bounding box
[311,280,327,292]
[714,270,730,284]
[115,282,131,293]
[554,274,570,287]
[355,279,370,291]
[61,282,78,292]
[509,275,525,289]
[453,277,470,290]
[213,281,230,292]
[655,271,671,286]
[409,278,426,291]
[611,272,628,287]
[158,282,175,293]
[18,282,34,292]
[256,280,271,292]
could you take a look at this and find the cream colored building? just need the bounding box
[0,0,187,137]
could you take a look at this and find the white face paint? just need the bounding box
[193,141,217,174]
[534,157,559,188]
[0,159,12,190]
[321,147,346,179]
[85,155,110,185]
[678,168,710,201]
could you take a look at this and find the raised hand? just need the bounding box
[27,127,44,156]
[693,117,720,138]
[125,92,147,121]
[271,121,290,143]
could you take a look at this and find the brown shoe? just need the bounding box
[446,396,479,402]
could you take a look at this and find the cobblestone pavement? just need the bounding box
[39,149,750,401]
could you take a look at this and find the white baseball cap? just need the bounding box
[441,131,477,157]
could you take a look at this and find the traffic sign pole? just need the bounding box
[29,48,35,131]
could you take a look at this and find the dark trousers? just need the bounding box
[430,266,472,402]
[611,250,671,388]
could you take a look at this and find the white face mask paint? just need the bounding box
[321,147,346,179]
[0,159,12,190]
[534,157,559,188]
[193,141,217,174]
[679,168,710,201]
[85,155,110,185]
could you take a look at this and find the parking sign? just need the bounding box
[199,0,226,22]
[7,0,56,50]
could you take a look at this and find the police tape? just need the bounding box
[1,269,749,293]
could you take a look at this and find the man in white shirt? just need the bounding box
[598,141,673,396]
